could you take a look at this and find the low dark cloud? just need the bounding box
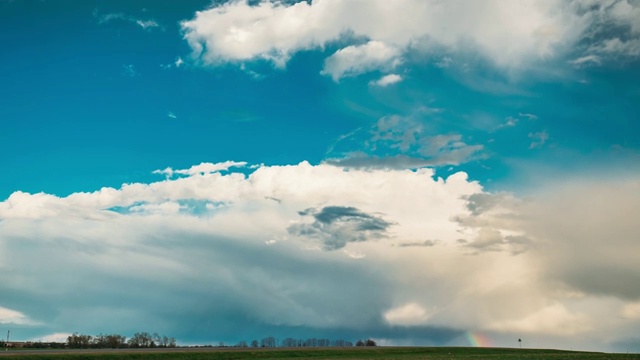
[289,206,394,250]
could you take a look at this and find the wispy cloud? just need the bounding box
[528,131,549,149]
[498,113,537,129]
[122,64,136,77]
[95,10,160,31]
[326,112,483,169]
[152,161,247,178]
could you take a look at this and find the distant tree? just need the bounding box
[365,339,377,346]
[235,340,248,347]
[128,332,154,348]
[67,333,93,348]
[318,338,331,347]
[261,336,276,348]
[251,339,259,348]
[356,339,365,347]
[332,339,353,347]
[106,334,127,348]
[280,338,297,347]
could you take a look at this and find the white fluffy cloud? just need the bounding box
[1,162,639,350]
[321,41,402,81]
[181,0,625,78]
[181,0,343,68]
[369,74,403,87]
[0,162,481,338]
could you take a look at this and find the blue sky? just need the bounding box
[1,0,640,352]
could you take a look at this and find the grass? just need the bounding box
[0,347,638,360]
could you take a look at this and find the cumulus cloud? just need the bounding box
[1,162,639,350]
[0,162,482,342]
[181,0,341,68]
[179,0,640,77]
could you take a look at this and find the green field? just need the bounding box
[0,347,639,360]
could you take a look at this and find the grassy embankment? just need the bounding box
[0,347,639,360]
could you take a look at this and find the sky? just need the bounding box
[1,0,640,352]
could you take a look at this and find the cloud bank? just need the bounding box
[1,161,640,350]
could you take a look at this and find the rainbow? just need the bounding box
[465,331,493,347]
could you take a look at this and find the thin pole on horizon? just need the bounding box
[5,330,9,351]
[518,338,522,349]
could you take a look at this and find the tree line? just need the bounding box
[230,337,376,348]
[3,334,376,349]
[66,332,176,349]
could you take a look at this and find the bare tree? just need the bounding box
[260,337,276,348]
[67,333,93,348]
[128,332,154,348]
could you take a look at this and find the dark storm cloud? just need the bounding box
[0,227,393,342]
[289,206,394,250]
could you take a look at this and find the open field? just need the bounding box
[0,347,638,360]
